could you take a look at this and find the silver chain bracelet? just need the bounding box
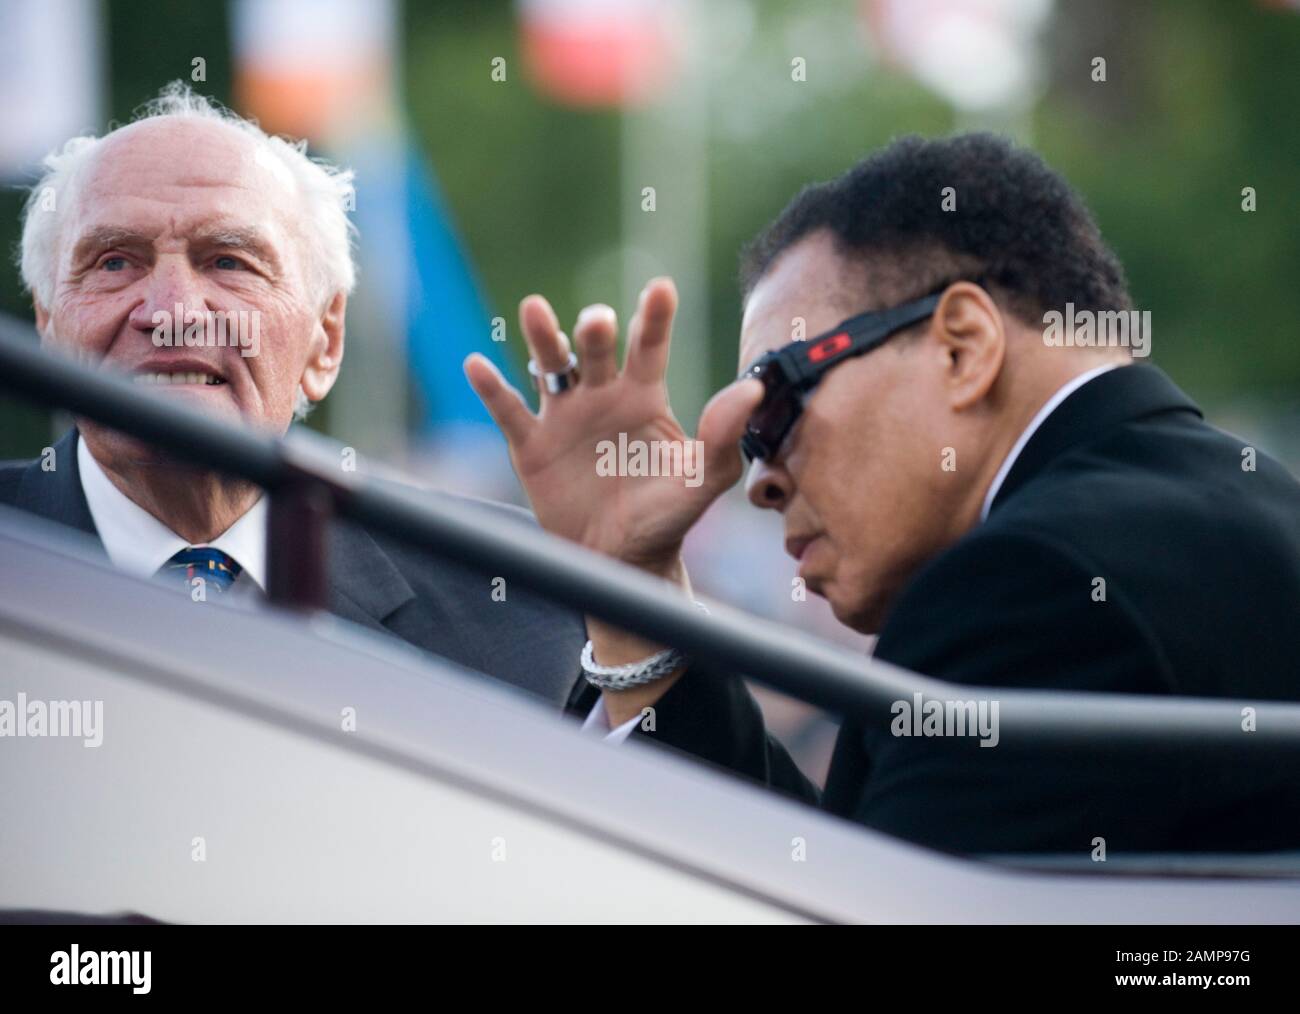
[581,600,709,690]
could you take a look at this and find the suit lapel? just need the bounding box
[822,720,869,816]
[325,521,500,675]
[327,521,416,633]
[990,364,1201,517]
[14,429,103,548]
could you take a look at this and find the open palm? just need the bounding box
[464,278,762,576]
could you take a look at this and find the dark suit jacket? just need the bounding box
[0,430,586,709]
[578,364,1300,854]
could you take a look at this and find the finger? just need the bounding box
[573,303,619,387]
[695,377,764,494]
[625,277,677,384]
[519,295,574,388]
[464,353,537,447]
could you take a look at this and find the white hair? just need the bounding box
[18,82,357,420]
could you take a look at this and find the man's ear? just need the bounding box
[300,291,347,403]
[931,281,1005,411]
[33,303,50,337]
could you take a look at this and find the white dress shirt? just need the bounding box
[583,362,1122,741]
[580,695,644,741]
[979,363,1120,521]
[77,436,268,592]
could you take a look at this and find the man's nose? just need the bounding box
[127,257,207,333]
[745,457,792,511]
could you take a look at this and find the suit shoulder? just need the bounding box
[431,489,539,528]
[0,457,34,506]
[358,484,577,611]
[995,413,1300,543]
[367,473,538,529]
[884,525,1104,622]
[1,432,79,510]
[876,525,1171,693]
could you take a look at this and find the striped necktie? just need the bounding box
[157,547,243,595]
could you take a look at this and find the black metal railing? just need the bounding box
[3,311,1300,751]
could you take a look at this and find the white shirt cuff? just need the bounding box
[581,695,642,744]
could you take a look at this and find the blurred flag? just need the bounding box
[232,0,392,141]
[517,0,684,108]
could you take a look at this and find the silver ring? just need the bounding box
[527,352,581,394]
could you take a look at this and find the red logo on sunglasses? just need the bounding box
[807,332,850,363]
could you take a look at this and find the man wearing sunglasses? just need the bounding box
[466,133,1300,854]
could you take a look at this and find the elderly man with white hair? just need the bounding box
[0,82,586,706]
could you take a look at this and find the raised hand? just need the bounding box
[464,277,761,581]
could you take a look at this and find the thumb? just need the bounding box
[695,377,763,494]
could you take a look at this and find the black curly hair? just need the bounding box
[739,133,1132,326]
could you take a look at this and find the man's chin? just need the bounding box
[823,580,886,635]
[77,390,246,467]
[145,384,244,417]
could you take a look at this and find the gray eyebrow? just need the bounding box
[69,226,156,263]
[195,227,267,248]
[191,226,283,270]
[67,223,283,275]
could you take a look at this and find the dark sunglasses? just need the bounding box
[739,291,944,462]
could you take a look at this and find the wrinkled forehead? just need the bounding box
[69,117,297,235]
[737,231,872,373]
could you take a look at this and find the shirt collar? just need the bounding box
[77,436,268,590]
[980,363,1122,522]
